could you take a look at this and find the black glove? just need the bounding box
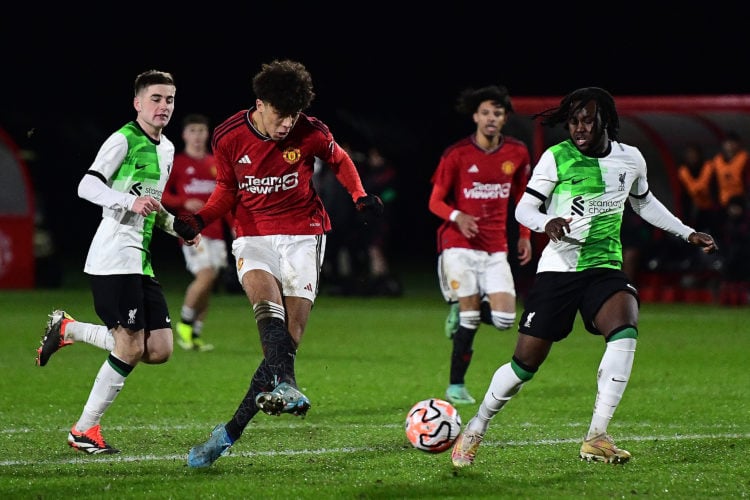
[355,194,384,225]
[173,213,204,240]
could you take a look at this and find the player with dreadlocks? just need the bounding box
[451,87,718,467]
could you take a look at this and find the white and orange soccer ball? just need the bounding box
[404,398,462,453]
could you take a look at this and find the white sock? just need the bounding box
[181,305,196,323]
[458,310,481,330]
[468,363,525,434]
[491,311,516,330]
[586,338,637,439]
[65,321,115,351]
[75,357,127,431]
[193,319,204,336]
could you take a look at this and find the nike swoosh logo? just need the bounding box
[571,178,586,184]
[135,164,148,170]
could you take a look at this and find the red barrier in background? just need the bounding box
[0,127,35,288]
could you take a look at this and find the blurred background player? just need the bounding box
[712,131,749,213]
[676,142,718,234]
[428,85,533,405]
[163,113,232,351]
[354,145,402,295]
[314,143,402,296]
[718,195,750,305]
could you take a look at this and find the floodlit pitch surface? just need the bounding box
[2,273,748,498]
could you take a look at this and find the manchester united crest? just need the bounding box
[502,161,515,175]
[282,148,302,164]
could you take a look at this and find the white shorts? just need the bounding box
[231,234,326,302]
[438,247,516,303]
[182,237,228,275]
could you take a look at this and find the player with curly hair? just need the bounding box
[174,59,383,468]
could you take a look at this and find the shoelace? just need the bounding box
[85,426,107,447]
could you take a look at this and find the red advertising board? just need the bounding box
[0,127,35,288]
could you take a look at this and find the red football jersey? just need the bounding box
[162,151,227,240]
[198,109,365,237]
[431,135,531,253]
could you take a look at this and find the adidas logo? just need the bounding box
[468,164,479,173]
[238,155,251,164]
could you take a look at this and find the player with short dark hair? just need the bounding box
[174,59,383,468]
[451,86,718,467]
[162,113,232,352]
[35,69,194,454]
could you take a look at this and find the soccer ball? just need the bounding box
[405,398,462,453]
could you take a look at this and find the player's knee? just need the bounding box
[141,345,171,364]
[492,311,516,330]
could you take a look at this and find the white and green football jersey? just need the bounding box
[527,140,649,273]
[83,122,175,277]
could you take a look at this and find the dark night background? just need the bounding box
[2,6,747,287]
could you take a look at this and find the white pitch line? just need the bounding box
[1,432,748,467]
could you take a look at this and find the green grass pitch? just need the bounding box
[1,267,748,498]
